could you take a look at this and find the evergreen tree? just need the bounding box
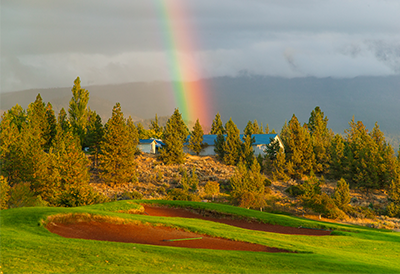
[58,108,71,133]
[210,112,225,135]
[329,134,346,179]
[0,114,21,182]
[285,114,315,179]
[223,118,242,165]
[264,124,270,134]
[307,107,333,174]
[68,77,89,147]
[149,114,163,139]
[85,110,105,167]
[230,159,267,210]
[214,134,225,161]
[241,134,255,168]
[188,119,204,156]
[158,109,188,164]
[6,104,27,131]
[136,122,148,139]
[126,116,139,152]
[265,137,281,161]
[333,178,351,210]
[27,94,48,148]
[244,121,254,136]
[45,102,57,150]
[272,147,290,181]
[99,103,137,185]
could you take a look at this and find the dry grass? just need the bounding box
[42,213,144,227]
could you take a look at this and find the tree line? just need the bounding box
[1,77,399,218]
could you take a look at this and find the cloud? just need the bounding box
[1,0,400,92]
[366,40,400,73]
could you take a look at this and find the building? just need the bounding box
[184,134,284,156]
[138,139,164,154]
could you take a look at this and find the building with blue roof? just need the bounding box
[184,134,283,156]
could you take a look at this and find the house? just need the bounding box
[184,134,284,156]
[138,139,164,154]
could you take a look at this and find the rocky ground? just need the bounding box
[89,153,400,231]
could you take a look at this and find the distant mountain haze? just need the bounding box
[1,75,399,141]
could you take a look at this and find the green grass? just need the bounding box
[1,200,400,273]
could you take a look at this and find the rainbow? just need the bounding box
[155,0,212,128]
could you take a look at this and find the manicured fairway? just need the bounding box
[1,200,400,273]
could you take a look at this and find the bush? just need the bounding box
[204,181,220,200]
[56,185,109,207]
[166,189,200,202]
[285,185,304,197]
[119,190,143,200]
[8,182,47,208]
[0,176,10,210]
[302,193,346,220]
[387,202,400,218]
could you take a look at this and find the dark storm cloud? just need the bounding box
[1,0,400,92]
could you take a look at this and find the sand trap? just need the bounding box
[46,221,291,252]
[142,205,331,236]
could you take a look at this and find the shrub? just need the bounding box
[285,185,304,197]
[333,178,351,210]
[0,176,10,210]
[56,185,109,207]
[204,181,220,201]
[386,202,400,218]
[119,190,143,200]
[8,182,47,208]
[166,189,200,202]
[303,193,346,220]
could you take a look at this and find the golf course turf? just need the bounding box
[2,200,400,273]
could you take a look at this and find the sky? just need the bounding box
[1,0,400,92]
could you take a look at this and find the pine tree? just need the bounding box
[223,118,242,165]
[68,77,89,147]
[308,107,333,174]
[45,102,57,150]
[136,122,148,139]
[85,110,105,167]
[230,159,267,210]
[333,178,351,210]
[214,133,225,161]
[285,114,315,179]
[126,116,139,152]
[244,121,254,136]
[210,112,225,135]
[265,137,281,161]
[241,134,255,168]
[189,119,204,155]
[27,94,48,148]
[329,134,346,179]
[158,109,188,164]
[149,114,163,139]
[58,108,71,133]
[0,114,21,182]
[272,147,290,181]
[264,124,270,134]
[99,103,137,185]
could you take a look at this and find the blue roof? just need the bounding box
[185,134,278,146]
[139,139,165,147]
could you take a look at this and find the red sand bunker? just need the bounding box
[47,221,287,252]
[143,205,331,236]
[46,205,329,252]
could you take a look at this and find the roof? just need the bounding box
[185,134,279,146]
[139,139,165,147]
